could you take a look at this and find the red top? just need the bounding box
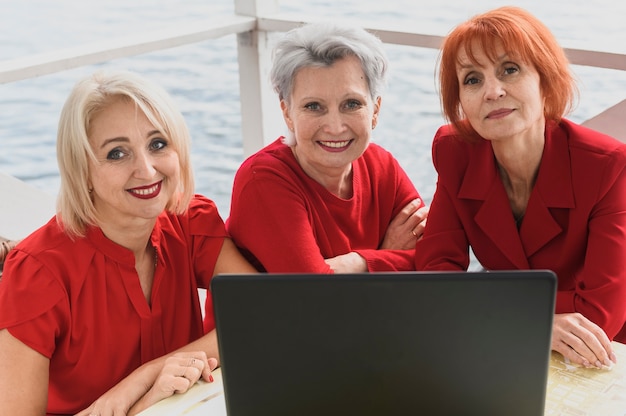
[226,138,422,273]
[0,195,226,415]
[415,119,626,342]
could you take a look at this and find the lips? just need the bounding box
[127,181,162,199]
[486,108,514,119]
[318,139,352,150]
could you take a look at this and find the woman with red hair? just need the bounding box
[415,6,626,369]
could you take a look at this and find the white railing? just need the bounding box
[1,0,625,240]
[2,2,625,156]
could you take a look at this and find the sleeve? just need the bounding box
[414,130,471,271]
[354,148,423,271]
[228,163,333,273]
[557,151,626,340]
[187,195,228,289]
[356,248,416,271]
[0,250,66,358]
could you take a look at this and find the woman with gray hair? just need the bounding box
[0,70,257,415]
[225,22,428,274]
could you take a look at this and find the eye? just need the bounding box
[344,99,362,110]
[502,63,520,76]
[149,138,168,151]
[106,147,127,160]
[304,102,321,111]
[463,75,480,86]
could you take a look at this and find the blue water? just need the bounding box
[1,0,625,217]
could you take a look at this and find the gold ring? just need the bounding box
[411,230,417,237]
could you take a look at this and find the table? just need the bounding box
[139,342,626,416]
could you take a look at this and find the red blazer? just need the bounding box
[415,119,626,342]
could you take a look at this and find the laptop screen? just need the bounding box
[212,270,556,416]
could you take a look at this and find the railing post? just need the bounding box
[234,0,284,157]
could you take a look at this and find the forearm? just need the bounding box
[124,330,220,415]
[355,248,415,272]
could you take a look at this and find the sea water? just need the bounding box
[1,0,625,217]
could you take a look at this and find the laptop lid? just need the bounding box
[211,270,556,416]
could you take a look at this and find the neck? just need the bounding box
[291,147,354,198]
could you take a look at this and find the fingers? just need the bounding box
[202,357,219,383]
[552,313,617,368]
[160,353,212,394]
[409,206,429,240]
[391,198,422,226]
[381,199,429,250]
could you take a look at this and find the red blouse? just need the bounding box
[0,195,226,415]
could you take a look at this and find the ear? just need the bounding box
[371,96,382,129]
[280,100,294,131]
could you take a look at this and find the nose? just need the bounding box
[321,109,347,134]
[133,149,157,178]
[483,76,506,101]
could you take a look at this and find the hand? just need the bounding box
[75,352,217,416]
[132,353,217,414]
[380,198,429,250]
[325,252,368,273]
[551,313,617,369]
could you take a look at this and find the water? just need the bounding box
[1,0,625,218]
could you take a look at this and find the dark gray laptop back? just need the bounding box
[212,270,556,416]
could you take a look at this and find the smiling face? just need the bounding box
[281,55,380,185]
[456,42,545,143]
[87,97,180,227]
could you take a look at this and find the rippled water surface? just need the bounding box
[1,0,625,216]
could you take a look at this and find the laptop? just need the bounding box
[211,270,556,416]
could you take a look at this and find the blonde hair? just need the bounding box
[56,70,194,238]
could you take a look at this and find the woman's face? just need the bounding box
[281,55,380,182]
[87,97,180,226]
[456,42,545,142]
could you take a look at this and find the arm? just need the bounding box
[350,149,426,272]
[0,328,49,416]
[414,131,471,271]
[414,182,470,271]
[228,168,335,273]
[325,200,428,273]
[79,239,257,415]
[551,158,626,367]
[380,199,429,250]
[76,331,220,416]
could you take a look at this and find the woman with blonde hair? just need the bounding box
[0,70,256,415]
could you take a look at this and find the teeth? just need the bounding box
[131,183,159,195]
[320,140,350,148]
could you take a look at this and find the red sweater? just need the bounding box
[226,138,423,273]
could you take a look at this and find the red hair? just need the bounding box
[438,6,577,140]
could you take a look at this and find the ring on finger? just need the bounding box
[411,229,417,237]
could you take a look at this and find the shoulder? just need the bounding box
[362,142,397,161]
[13,217,83,265]
[560,119,626,154]
[237,138,295,175]
[431,124,482,172]
[161,194,226,238]
[558,119,626,172]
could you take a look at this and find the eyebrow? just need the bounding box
[99,130,162,149]
[458,53,510,70]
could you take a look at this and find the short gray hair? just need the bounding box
[270,22,389,104]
